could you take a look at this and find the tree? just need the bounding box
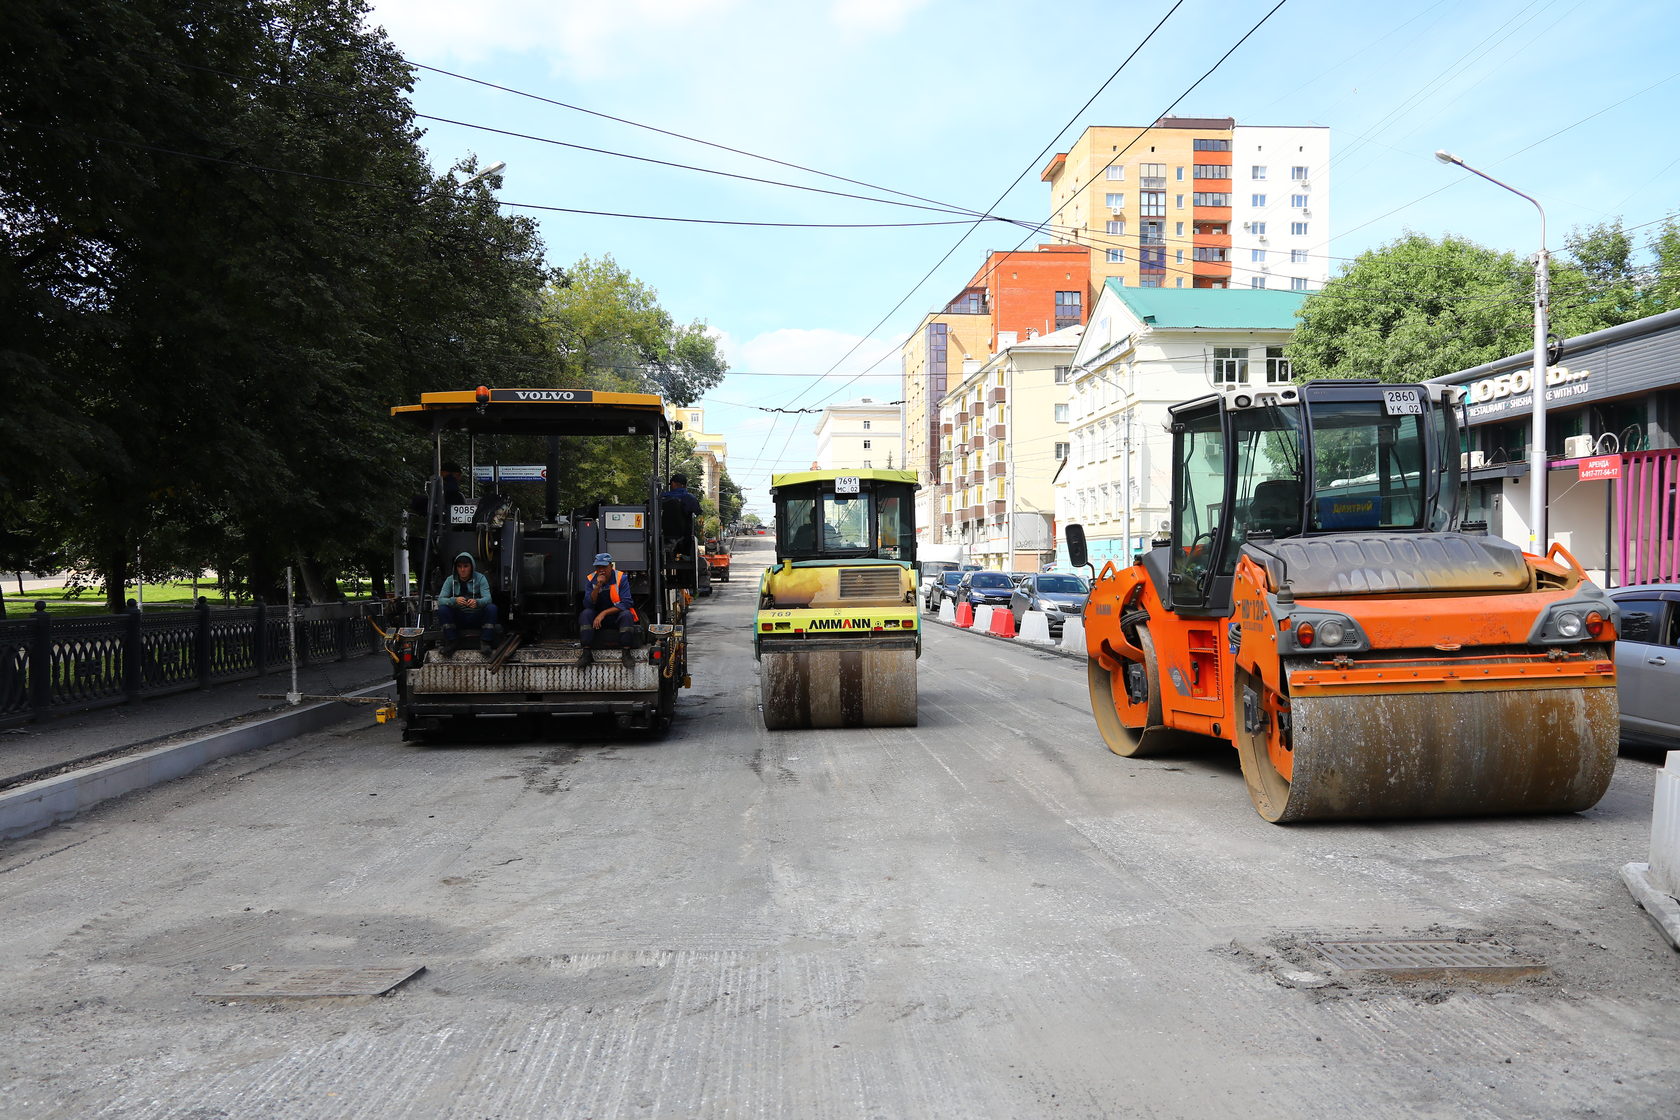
[1288,234,1538,384]
[539,255,727,404]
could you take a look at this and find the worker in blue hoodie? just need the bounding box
[437,551,498,657]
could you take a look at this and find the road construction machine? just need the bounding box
[756,470,921,729]
[387,387,694,737]
[1071,379,1619,822]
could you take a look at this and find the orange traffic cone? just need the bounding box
[989,608,1016,638]
[955,601,974,628]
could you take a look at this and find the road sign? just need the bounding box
[471,465,546,482]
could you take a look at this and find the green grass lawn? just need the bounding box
[0,581,243,618]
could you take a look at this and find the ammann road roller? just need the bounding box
[1070,379,1620,823]
[755,470,921,729]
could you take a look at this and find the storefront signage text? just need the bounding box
[1465,365,1591,419]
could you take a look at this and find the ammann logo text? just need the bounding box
[809,617,873,630]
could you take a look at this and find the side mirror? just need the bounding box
[1065,523,1089,569]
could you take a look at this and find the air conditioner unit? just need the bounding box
[1299,179,1311,189]
[1258,235,1268,243]
[1563,434,1596,458]
[1302,208,1312,216]
[1111,208,1123,217]
[1241,221,1251,231]
[1460,450,1486,470]
[1260,264,1270,272]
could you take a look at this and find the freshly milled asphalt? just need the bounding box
[1,538,1676,1119]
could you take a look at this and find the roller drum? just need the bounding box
[760,645,918,730]
[1241,661,1619,822]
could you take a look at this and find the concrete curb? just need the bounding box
[1621,862,1680,951]
[923,610,1085,661]
[0,682,393,841]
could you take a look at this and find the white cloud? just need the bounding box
[368,0,738,73]
[828,0,932,35]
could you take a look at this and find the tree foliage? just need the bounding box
[1289,224,1680,386]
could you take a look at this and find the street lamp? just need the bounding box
[1434,149,1551,553]
[456,160,506,190]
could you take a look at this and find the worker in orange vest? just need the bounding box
[578,552,639,668]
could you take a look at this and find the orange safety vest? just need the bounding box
[598,570,639,623]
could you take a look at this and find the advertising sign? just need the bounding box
[1577,455,1622,481]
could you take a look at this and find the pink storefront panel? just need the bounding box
[1619,449,1680,585]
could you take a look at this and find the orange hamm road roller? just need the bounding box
[1069,379,1620,823]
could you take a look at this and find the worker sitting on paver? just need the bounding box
[436,551,498,658]
[577,552,638,668]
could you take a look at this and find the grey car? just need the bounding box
[1010,572,1090,634]
[1610,583,1680,747]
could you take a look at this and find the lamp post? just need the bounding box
[1434,150,1550,553]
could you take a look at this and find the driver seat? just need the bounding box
[1248,479,1303,538]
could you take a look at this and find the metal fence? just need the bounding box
[0,598,408,726]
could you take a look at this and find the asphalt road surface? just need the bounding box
[2,538,1676,1119]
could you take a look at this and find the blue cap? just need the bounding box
[593,553,613,566]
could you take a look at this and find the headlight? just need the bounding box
[1317,619,1346,647]
[1041,601,1062,612]
[1555,611,1583,639]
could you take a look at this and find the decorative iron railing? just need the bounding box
[0,598,407,726]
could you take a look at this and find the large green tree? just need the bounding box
[2,0,551,607]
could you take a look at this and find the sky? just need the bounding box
[366,0,1680,517]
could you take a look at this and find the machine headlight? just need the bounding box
[1555,611,1583,639]
[1317,619,1347,647]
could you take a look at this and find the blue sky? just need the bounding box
[368,0,1680,516]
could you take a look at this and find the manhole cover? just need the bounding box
[199,964,424,999]
[1312,939,1542,980]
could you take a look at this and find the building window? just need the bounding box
[1291,277,1308,291]
[862,440,871,449]
[1213,346,1250,385]
[1251,193,1266,207]
[1107,249,1123,263]
[1251,277,1267,289]
[1140,191,1165,217]
[1055,441,1069,460]
[1251,248,1266,262]
[1106,166,1125,180]
[1265,346,1291,384]
[1054,290,1082,329]
[1252,165,1267,179]
[1054,365,1071,384]
[1105,219,1125,235]
[863,460,871,468]
[1192,193,1231,207]
[1291,249,1308,263]
[1291,165,1309,180]
[1140,163,1165,185]
[1193,247,1229,262]
[1139,277,1161,287]
[862,420,871,430]
[1105,192,1124,210]
[1175,221,1184,236]
[1192,164,1231,179]
[1251,221,1267,235]
[1175,249,1184,263]
[1054,403,1069,423]
[1291,194,1309,209]
[1174,277,1184,287]
[1113,276,1124,286]
[1291,222,1309,236]
[1194,138,1232,151]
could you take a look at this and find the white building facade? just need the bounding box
[1056,284,1307,566]
[812,398,903,472]
[1229,125,1331,293]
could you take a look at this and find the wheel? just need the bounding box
[1086,625,1168,757]
[1233,666,1297,823]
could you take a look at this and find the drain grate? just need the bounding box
[199,964,424,999]
[1312,938,1541,979]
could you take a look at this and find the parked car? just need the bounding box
[925,570,966,612]
[956,570,1016,610]
[1010,572,1090,634]
[1610,583,1680,747]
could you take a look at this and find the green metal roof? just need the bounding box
[1103,282,1307,330]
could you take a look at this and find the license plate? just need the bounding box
[1383,389,1422,415]
[835,476,860,495]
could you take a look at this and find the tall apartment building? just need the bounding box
[813,397,902,471]
[1041,117,1330,294]
[900,243,1091,543]
[936,325,1081,568]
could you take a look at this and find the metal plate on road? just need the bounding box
[1312,938,1540,977]
[198,964,424,999]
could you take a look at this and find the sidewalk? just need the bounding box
[0,658,390,788]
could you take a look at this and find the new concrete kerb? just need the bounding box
[926,608,1086,661]
[0,683,393,841]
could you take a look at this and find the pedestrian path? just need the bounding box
[0,660,388,788]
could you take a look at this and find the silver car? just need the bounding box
[1610,583,1680,748]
